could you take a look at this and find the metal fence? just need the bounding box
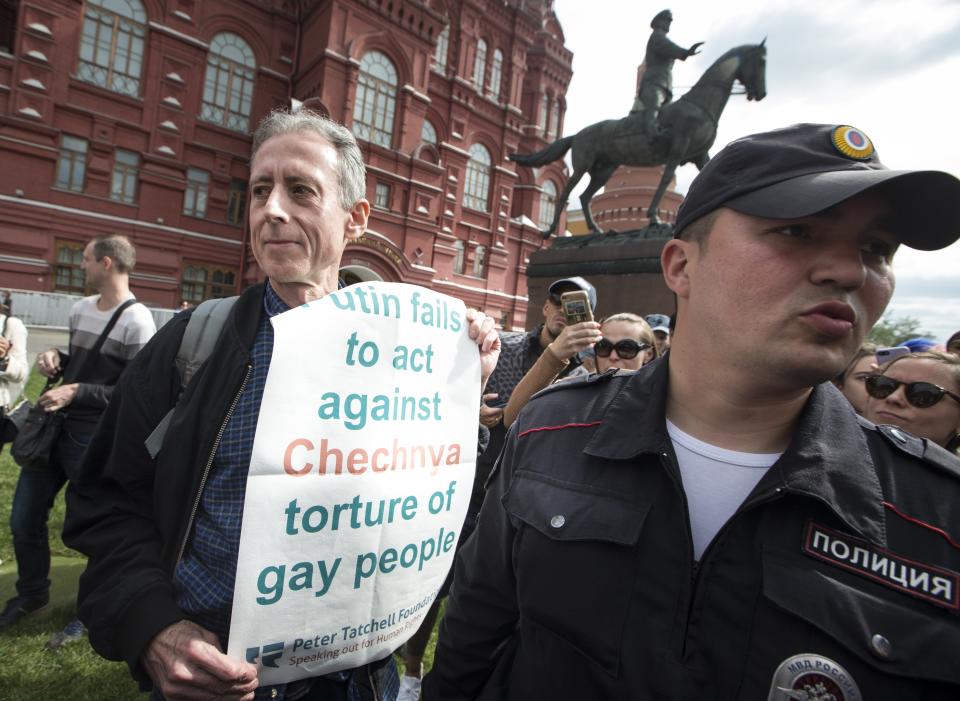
[4,288,177,330]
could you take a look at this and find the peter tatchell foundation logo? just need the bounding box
[246,641,284,668]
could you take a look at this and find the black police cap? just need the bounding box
[673,123,960,251]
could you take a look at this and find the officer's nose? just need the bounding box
[810,242,868,291]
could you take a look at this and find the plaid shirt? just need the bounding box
[173,283,397,701]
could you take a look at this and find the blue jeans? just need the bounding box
[10,427,91,600]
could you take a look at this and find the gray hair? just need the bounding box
[91,234,136,273]
[251,109,367,210]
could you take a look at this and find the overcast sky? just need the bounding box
[552,0,960,342]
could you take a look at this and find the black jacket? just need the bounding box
[64,283,392,697]
[425,357,960,700]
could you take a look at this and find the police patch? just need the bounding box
[803,522,959,611]
[831,126,874,160]
[768,654,861,701]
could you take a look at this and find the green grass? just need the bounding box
[0,374,441,698]
[0,373,145,699]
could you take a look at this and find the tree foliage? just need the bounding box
[868,314,933,347]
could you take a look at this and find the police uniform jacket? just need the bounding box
[424,356,960,700]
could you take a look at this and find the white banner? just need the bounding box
[227,282,479,685]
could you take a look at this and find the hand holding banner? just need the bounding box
[227,282,480,685]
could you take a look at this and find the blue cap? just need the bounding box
[901,338,937,353]
[645,314,671,333]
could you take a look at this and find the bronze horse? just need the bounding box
[511,42,767,237]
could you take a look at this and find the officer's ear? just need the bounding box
[661,239,692,300]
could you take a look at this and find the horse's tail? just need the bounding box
[509,136,574,167]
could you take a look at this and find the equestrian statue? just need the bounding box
[510,11,767,238]
[634,9,703,138]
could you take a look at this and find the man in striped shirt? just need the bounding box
[0,234,155,647]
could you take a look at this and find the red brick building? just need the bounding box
[0,0,571,328]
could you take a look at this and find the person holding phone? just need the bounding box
[501,313,655,428]
[864,351,960,451]
[500,313,602,429]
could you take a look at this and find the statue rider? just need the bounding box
[635,9,703,138]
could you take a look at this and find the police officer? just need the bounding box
[424,124,960,700]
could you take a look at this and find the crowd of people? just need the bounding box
[1,111,959,701]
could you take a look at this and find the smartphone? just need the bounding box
[875,346,910,365]
[561,290,594,325]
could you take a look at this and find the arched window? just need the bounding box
[201,33,256,132]
[488,49,503,100]
[539,180,557,231]
[353,51,398,148]
[77,0,146,97]
[418,119,440,163]
[473,244,487,278]
[421,119,437,145]
[473,39,487,92]
[463,143,491,211]
[539,93,549,132]
[452,240,465,274]
[434,25,449,70]
[549,101,561,139]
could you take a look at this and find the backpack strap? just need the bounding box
[175,297,238,389]
[144,296,238,459]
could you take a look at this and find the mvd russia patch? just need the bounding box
[767,654,861,701]
[803,522,959,611]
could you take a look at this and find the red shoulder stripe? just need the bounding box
[883,501,960,551]
[518,421,602,439]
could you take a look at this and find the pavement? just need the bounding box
[25,327,70,360]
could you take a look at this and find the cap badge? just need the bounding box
[768,654,861,701]
[831,126,874,160]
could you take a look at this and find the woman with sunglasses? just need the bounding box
[864,351,960,451]
[502,314,656,428]
[593,313,658,373]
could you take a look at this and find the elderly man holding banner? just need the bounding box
[64,109,500,701]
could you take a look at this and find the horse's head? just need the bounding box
[737,41,767,102]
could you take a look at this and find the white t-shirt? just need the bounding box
[666,420,781,560]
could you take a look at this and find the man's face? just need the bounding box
[249,132,368,290]
[653,330,670,354]
[80,242,105,290]
[669,193,897,389]
[542,287,575,338]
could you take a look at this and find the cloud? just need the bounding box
[701,2,960,97]
[893,276,960,297]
